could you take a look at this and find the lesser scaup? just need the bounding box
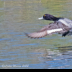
[25,14,72,38]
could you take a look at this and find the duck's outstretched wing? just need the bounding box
[25,22,70,38]
[25,28,63,38]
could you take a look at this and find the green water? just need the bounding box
[0,0,72,69]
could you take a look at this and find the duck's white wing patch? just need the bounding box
[47,28,63,34]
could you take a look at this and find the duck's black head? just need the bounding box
[38,14,61,21]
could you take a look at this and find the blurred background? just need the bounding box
[0,0,72,69]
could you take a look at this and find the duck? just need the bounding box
[25,14,72,38]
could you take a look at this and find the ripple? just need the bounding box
[12,43,39,47]
[0,57,15,61]
[0,38,11,41]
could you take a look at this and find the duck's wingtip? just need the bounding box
[24,33,28,36]
[24,32,46,39]
[24,32,37,39]
[24,33,30,37]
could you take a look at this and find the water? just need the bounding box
[0,0,72,69]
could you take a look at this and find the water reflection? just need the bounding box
[28,48,72,69]
[58,46,72,48]
[0,0,72,69]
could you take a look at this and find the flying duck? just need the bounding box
[25,14,72,38]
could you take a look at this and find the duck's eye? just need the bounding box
[43,15,46,17]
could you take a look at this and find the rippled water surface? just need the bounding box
[0,0,72,69]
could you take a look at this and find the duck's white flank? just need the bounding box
[58,19,69,26]
[47,28,63,34]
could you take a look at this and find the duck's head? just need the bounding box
[38,14,51,20]
[38,14,60,21]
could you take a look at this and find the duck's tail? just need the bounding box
[62,31,70,37]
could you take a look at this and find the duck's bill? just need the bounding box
[38,17,44,20]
